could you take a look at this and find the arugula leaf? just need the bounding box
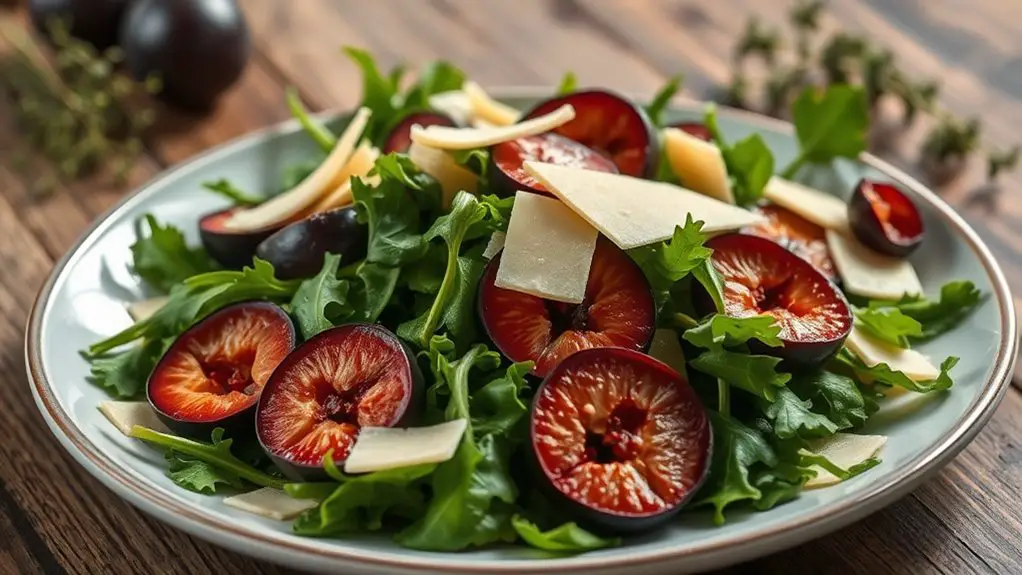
[349,262,401,323]
[683,314,783,349]
[556,71,578,95]
[781,85,869,178]
[693,258,726,314]
[761,387,840,439]
[787,369,869,430]
[750,462,814,511]
[371,153,445,217]
[352,171,428,267]
[511,516,619,552]
[285,86,337,153]
[854,306,922,348]
[835,349,957,393]
[800,451,881,482]
[343,46,403,145]
[695,412,777,525]
[131,427,284,491]
[202,179,262,206]
[130,215,216,293]
[689,349,791,401]
[630,216,712,310]
[449,148,490,184]
[470,360,532,437]
[290,254,351,339]
[726,134,774,206]
[85,338,168,399]
[403,60,467,108]
[868,280,982,341]
[477,194,515,232]
[646,75,683,127]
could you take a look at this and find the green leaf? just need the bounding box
[556,71,578,95]
[868,280,982,341]
[689,349,791,401]
[130,215,217,293]
[836,349,958,393]
[787,369,869,430]
[285,86,337,153]
[202,179,262,206]
[750,462,813,511]
[693,258,726,314]
[290,254,351,339]
[800,451,881,482]
[761,387,840,439]
[352,170,428,267]
[131,427,284,492]
[511,515,619,552]
[646,75,683,127]
[449,148,490,183]
[630,216,712,310]
[782,85,869,177]
[342,46,402,145]
[85,338,168,399]
[404,60,467,108]
[727,134,775,206]
[470,361,532,437]
[854,306,922,348]
[695,412,776,524]
[371,153,445,217]
[349,262,401,323]
[683,314,783,349]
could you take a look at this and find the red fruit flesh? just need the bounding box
[668,121,713,142]
[849,179,924,257]
[707,233,851,364]
[522,90,657,178]
[148,302,295,437]
[530,347,711,533]
[199,207,283,269]
[744,203,838,282]
[479,238,655,378]
[382,112,456,154]
[256,324,421,478]
[489,133,618,197]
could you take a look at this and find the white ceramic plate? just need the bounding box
[26,93,1018,574]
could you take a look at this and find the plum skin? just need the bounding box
[199,208,282,270]
[255,207,368,280]
[847,179,924,258]
[526,347,713,535]
[146,301,296,439]
[255,324,425,482]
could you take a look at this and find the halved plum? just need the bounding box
[255,207,368,280]
[704,233,852,365]
[479,237,655,378]
[848,179,924,258]
[147,301,296,438]
[529,347,711,534]
[255,324,423,481]
[521,90,657,178]
[667,121,713,142]
[382,111,457,154]
[488,133,619,197]
[199,208,283,269]
[743,203,838,282]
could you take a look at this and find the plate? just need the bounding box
[25,92,1018,574]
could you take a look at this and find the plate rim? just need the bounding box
[24,89,1019,573]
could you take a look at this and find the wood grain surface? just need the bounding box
[0,1,1020,573]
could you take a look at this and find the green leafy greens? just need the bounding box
[781,85,869,178]
[130,215,216,293]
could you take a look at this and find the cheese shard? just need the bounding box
[463,81,519,126]
[845,325,941,381]
[523,161,764,250]
[126,296,169,322]
[224,107,371,231]
[343,419,469,474]
[805,433,886,489]
[428,90,473,125]
[410,104,575,150]
[648,329,687,377]
[826,229,923,300]
[408,142,478,207]
[483,231,506,260]
[311,142,380,212]
[223,488,318,521]
[764,177,849,232]
[494,191,598,304]
[662,127,735,204]
[98,401,170,436]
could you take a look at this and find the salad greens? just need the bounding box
[82,48,988,555]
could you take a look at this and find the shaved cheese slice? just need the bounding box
[310,142,380,212]
[223,488,318,521]
[764,177,849,232]
[805,433,886,488]
[483,231,506,259]
[648,329,687,377]
[98,401,170,436]
[224,107,371,231]
[662,127,734,204]
[845,326,940,381]
[463,80,519,126]
[428,90,473,125]
[494,191,598,304]
[410,104,575,150]
[344,419,468,474]
[826,230,923,299]
[471,117,497,129]
[408,142,478,207]
[126,296,169,322]
[524,161,764,250]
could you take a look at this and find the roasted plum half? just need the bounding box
[382,111,456,154]
[521,90,657,178]
[666,121,712,142]
[255,207,368,280]
[199,207,282,269]
[488,133,619,197]
[479,237,655,378]
[147,301,296,438]
[744,203,838,282]
[703,233,852,365]
[848,179,924,258]
[529,347,712,534]
[255,324,423,481]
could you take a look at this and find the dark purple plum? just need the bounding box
[848,179,924,258]
[199,207,282,270]
[255,207,367,280]
[382,111,456,154]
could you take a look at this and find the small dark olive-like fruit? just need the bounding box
[848,179,924,258]
[255,207,368,280]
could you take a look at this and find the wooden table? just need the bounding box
[2,1,1021,573]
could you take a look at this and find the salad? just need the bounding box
[84,47,983,554]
